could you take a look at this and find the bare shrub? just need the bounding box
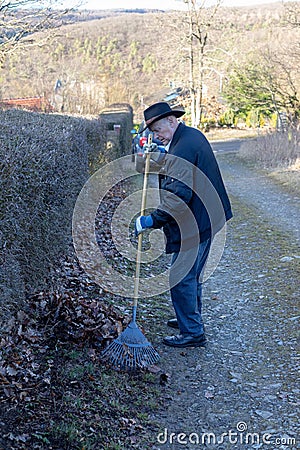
[0,109,110,324]
[239,131,300,169]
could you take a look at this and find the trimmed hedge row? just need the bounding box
[0,107,132,324]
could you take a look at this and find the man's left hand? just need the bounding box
[135,215,153,236]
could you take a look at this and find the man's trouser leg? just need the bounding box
[170,239,211,336]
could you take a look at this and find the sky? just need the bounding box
[64,0,287,10]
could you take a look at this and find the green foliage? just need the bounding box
[200,116,216,131]
[53,42,66,60]
[259,113,265,127]
[129,40,139,58]
[245,109,258,128]
[218,109,236,127]
[223,45,300,127]
[244,110,266,128]
[270,112,278,128]
[142,53,157,74]
[224,62,275,118]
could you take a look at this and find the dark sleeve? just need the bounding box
[151,154,194,228]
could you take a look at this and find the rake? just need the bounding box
[101,134,160,371]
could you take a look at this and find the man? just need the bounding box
[135,102,232,348]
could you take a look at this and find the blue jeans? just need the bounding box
[169,239,211,336]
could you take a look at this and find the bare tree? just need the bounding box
[0,0,79,67]
[183,0,222,127]
[283,1,300,28]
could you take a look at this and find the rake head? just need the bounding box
[101,320,160,371]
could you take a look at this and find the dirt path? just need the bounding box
[146,154,299,450]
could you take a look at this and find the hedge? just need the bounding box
[0,107,132,324]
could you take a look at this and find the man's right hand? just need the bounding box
[143,142,158,154]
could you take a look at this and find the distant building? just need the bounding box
[0,96,53,112]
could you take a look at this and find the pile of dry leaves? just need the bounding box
[0,241,131,421]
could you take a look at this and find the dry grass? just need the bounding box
[239,130,300,168]
[238,130,300,195]
[205,127,259,141]
[267,158,300,196]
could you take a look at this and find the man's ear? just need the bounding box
[168,115,177,126]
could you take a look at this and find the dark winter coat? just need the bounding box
[151,122,233,253]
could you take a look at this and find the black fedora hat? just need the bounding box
[142,102,185,131]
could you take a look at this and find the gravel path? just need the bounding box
[147,153,299,450]
[217,154,300,243]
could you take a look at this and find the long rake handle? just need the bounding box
[133,134,152,310]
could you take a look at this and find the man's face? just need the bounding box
[149,116,177,146]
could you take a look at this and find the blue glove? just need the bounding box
[135,215,153,236]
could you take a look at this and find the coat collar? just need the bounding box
[169,122,185,152]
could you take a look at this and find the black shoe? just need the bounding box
[167,318,179,329]
[163,334,206,348]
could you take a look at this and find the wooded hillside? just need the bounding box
[0,2,299,125]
